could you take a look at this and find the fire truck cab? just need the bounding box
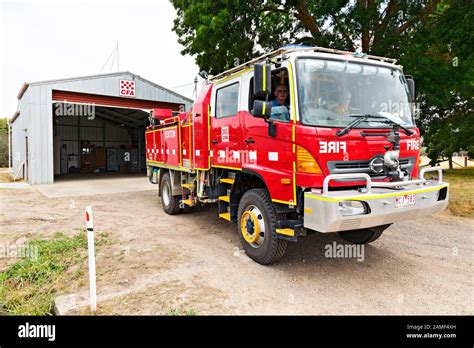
[146,46,449,265]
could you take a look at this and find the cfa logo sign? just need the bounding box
[119,79,135,98]
[319,141,347,154]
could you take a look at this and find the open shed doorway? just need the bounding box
[52,102,150,178]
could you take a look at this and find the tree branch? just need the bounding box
[261,1,322,45]
[261,5,302,21]
[358,0,371,52]
[294,0,321,41]
[398,0,441,34]
[331,15,355,51]
[372,0,397,51]
[377,0,397,32]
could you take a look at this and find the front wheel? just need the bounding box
[237,189,287,265]
[338,224,391,244]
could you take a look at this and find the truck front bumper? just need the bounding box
[303,167,449,233]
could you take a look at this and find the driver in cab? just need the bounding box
[332,89,352,116]
[270,84,290,121]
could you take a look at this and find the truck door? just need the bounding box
[242,66,296,205]
[210,78,244,170]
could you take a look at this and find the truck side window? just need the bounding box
[215,82,239,118]
[248,68,291,122]
[270,69,290,122]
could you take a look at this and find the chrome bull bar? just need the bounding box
[322,166,444,195]
[306,166,448,233]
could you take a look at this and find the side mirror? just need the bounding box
[252,100,272,119]
[253,63,271,97]
[405,75,415,102]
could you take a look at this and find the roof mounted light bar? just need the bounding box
[210,46,398,82]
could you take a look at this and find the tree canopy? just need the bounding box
[399,0,473,164]
[172,0,450,73]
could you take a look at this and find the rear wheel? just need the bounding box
[160,172,181,215]
[237,189,287,265]
[338,224,390,244]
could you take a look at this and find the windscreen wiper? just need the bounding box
[336,114,414,137]
[336,114,383,137]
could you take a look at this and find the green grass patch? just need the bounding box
[443,167,474,218]
[165,307,196,316]
[0,231,108,315]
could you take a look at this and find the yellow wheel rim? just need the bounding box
[240,210,260,244]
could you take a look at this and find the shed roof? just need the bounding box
[16,71,193,103]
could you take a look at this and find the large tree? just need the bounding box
[171,0,473,163]
[398,0,473,166]
[171,0,444,74]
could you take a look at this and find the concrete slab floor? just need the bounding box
[0,182,32,189]
[35,173,156,198]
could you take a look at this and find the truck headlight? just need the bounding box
[338,200,367,216]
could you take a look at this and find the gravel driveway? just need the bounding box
[1,181,472,315]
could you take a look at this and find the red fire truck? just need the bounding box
[145,46,449,265]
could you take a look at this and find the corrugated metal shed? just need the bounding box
[10,71,193,185]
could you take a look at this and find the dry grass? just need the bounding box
[0,171,13,183]
[443,168,474,218]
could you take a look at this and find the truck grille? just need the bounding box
[327,157,415,179]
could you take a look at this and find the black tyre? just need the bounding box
[237,188,287,265]
[160,172,181,215]
[338,224,390,244]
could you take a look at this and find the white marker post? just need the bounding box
[85,206,97,313]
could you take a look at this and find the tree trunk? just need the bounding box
[295,0,321,41]
[448,156,453,169]
[357,0,373,52]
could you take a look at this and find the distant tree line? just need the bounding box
[0,118,9,167]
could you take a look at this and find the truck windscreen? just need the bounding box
[296,58,415,128]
